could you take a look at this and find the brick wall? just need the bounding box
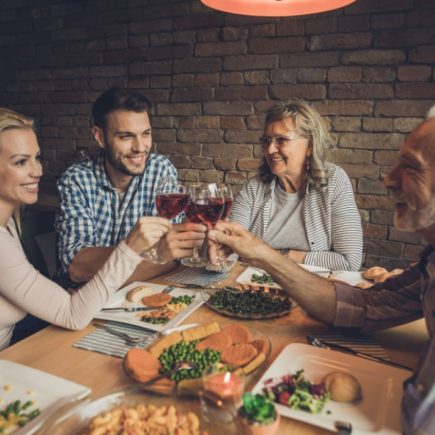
[1,0,434,269]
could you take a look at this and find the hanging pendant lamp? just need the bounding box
[200,0,357,17]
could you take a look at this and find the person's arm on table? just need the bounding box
[69,221,207,284]
[208,221,337,324]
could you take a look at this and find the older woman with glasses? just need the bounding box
[231,99,362,272]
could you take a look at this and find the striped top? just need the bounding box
[231,163,363,271]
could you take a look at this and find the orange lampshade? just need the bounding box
[200,0,357,17]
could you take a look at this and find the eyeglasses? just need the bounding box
[259,134,304,149]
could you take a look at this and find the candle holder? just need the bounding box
[200,364,245,425]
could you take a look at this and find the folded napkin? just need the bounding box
[314,333,390,359]
[73,322,155,358]
[165,267,228,286]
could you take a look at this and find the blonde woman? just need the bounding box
[231,100,362,271]
[0,107,171,350]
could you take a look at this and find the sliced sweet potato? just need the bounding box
[221,343,258,366]
[141,292,172,307]
[250,338,270,357]
[196,331,233,352]
[221,324,252,344]
[124,348,160,383]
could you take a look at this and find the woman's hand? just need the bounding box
[124,217,172,254]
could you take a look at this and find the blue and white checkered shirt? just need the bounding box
[55,150,179,287]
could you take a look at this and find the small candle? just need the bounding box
[203,371,244,403]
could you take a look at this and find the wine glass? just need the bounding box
[181,184,210,268]
[219,185,233,221]
[141,177,188,264]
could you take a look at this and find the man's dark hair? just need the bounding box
[92,87,152,129]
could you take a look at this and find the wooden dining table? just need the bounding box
[0,263,429,434]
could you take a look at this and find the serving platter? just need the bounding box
[251,343,410,435]
[0,360,90,435]
[123,322,271,396]
[202,286,291,319]
[94,281,207,332]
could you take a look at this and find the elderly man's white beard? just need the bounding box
[394,192,435,232]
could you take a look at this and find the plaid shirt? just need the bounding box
[55,150,179,287]
[333,246,435,434]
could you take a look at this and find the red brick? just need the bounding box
[157,103,200,116]
[251,24,276,38]
[337,164,379,180]
[220,72,244,85]
[329,83,393,99]
[316,101,374,116]
[237,158,261,171]
[308,33,371,51]
[244,71,269,85]
[276,21,304,36]
[374,151,397,166]
[178,128,223,143]
[396,83,435,99]
[270,69,298,84]
[342,49,405,65]
[398,65,431,81]
[362,118,393,132]
[332,117,361,132]
[298,68,326,83]
[393,118,422,133]
[371,13,405,29]
[249,37,305,54]
[173,57,222,73]
[203,143,252,158]
[389,228,421,244]
[204,101,254,116]
[338,15,370,32]
[194,73,219,86]
[408,45,435,63]
[171,87,214,103]
[148,44,192,60]
[222,27,248,41]
[195,41,246,57]
[371,210,393,225]
[270,84,326,100]
[198,170,224,184]
[339,132,403,150]
[224,54,278,71]
[306,17,338,34]
[150,33,172,46]
[375,100,432,117]
[356,194,393,210]
[192,157,214,170]
[216,85,268,101]
[214,158,236,171]
[281,52,340,68]
[221,117,245,129]
[363,223,388,239]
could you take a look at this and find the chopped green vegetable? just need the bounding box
[239,392,277,424]
[251,273,275,285]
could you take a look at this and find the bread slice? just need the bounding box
[126,286,153,303]
[181,322,220,342]
[148,331,183,358]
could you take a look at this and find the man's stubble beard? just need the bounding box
[394,192,435,232]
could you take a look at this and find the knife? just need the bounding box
[306,335,412,371]
[101,306,158,312]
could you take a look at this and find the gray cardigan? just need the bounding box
[231,164,363,271]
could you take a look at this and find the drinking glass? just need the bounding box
[219,185,233,221]
[141,177,188,264]
[200,363,245,425]
[181,184,210,268]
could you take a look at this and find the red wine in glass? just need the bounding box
[193,198,225,227]
[184,202,202,223]
[156,193,188,219]
[221,197,233,220]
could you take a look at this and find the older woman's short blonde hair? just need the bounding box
[0,107,34,134]
[259,99,333,190]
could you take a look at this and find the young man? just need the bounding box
[209,117,435,434]
[55,88,206,288]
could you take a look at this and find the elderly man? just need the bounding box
[55,88,206,288]
[209,117,435,434]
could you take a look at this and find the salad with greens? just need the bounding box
[262,370,330,414]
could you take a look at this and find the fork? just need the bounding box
[335,420,352,434]
[93,323,152,345]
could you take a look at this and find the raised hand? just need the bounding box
[125,217,172,255]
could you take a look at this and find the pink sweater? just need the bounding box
[0,219,143,350]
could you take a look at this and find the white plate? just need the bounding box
[236,264,331,289]
[251,343,410,435]
[94,281,207,332]
[329,271,370,286]
[0,360,90,434]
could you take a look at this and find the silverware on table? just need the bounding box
[335,420,353,434]
[101,306,158,312]
[306,335,412,371]
[93,323,152,345]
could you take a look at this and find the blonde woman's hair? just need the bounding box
[0,107,35,233]
[259,99,333,190]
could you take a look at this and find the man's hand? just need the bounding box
[158,222,207,260]
[125,216,172,254]
[208,221,272,266]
